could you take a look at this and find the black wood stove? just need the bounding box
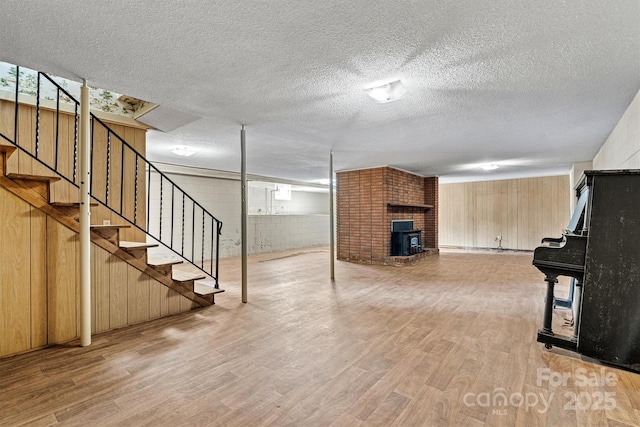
[391,220,423,256]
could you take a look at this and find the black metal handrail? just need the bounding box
[0,65,222,285]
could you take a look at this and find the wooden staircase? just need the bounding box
[0,143,224,307]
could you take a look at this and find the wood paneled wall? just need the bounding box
[0,171,194,359]
[0,99,147,242]
[438,175,570,250]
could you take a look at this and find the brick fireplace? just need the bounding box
[336,166,438,265]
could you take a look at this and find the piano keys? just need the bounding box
[532,170,640,372]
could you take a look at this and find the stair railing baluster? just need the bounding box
[105,130,111,205]
[119,143,125,215]
[216,222,222,287]
[54,87,60,170]
[210,216,214,276]
[35,73,40,158]
[191,201,195,261]
[181,192,185,256]
[134,154,139,225]
[73,103,78,183]
[201,209,205,269]
[89,117,94,192]
[170,185,175,250]
[159,174,163,242]
[146,164,151,234]
[14,66,19,146]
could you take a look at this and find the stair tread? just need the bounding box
[52,202,99,207]
[91,224,131,229]
[147,258,183,267]
[194,281,225,295]
[172,270,207,282]
[0,145,17,155]
[119,241,158,250]
[6,173,61,183]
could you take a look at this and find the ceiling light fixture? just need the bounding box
[364,80,408,103]
[481,164,499,171]
[171,145,197,157]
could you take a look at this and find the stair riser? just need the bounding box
[119,249,148,264]
[12,179,50,201]
[175,280,195,292]
[93,229,119,245]
[151,265,173,276]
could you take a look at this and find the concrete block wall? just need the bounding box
[148,169,330,259]
[249,215,329,254]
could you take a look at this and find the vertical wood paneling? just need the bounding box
[0,100,16,144]
[93,245,111,333]
[180,294,195,312]
[0,189,32,356]
[16,104,34,175]
[167,289,183,315]
[149,280,163,319]
[506,180,518,249]
[127,266,150,325]
[30,209,47,349]
[465,183,476,247]
[439,175,570,250]
[47,218,77,344]
[109,256,129,329]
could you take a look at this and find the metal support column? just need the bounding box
[241,126,248,303]
[329,151,335,280]
[79,81,91,346]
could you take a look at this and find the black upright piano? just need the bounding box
[533,170,640,372]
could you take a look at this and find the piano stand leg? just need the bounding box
[571,281,583,342]
[542,275,558,335]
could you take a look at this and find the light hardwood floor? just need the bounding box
[1,248,639,426]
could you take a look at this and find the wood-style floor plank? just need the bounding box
[1,248,640,426]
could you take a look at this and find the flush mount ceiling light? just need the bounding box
[364,80,408,103]
[171,145,197,157]
[481,164,499,171]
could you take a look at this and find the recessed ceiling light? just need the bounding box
[171,145,197,157]
[481,164,499,171]
[364,80,407,103]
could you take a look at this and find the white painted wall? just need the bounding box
[593,90,640,169]
[147,168,330,259]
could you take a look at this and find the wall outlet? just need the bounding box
[102,219,111,226]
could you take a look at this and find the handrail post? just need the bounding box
[79,80,91,347]
[241,125,248,303]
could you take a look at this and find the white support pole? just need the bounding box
[329,151,335,281]
[79,81,91,346]
[241,126,248,303]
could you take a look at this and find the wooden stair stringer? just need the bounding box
[6,173,60,201]
[0,174,81,233]
[90,237,213,307]
[51,202,99,222]
[0,173,212,308]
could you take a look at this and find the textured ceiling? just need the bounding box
[1,1,639,183]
